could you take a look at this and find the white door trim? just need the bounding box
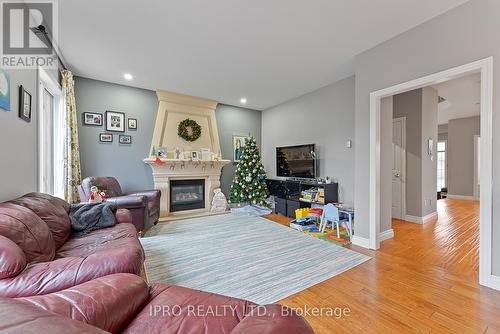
[392,117,406,220]
[473,135,480,201]
[369,57,494,290]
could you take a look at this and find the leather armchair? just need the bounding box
[5,273,314,334]
[78,177,161,235]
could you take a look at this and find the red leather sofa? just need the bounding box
[0,273,314,334]
[0,192,145,297]
[78,176,161,235]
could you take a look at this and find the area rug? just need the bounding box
[141,214,370,304]
[304,226,352,247]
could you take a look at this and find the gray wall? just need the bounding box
[261,76,355,205]
[386,87,438,219]
[75,77,261,196]
[393,89,423,217]
[215,104,262,195]
[75,77,157,192]
[421,86,438,217]
[352,0,500,274]
[448,116,480,197]
[0,69,38,202]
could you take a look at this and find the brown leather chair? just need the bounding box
[78,176,161,235]
[1,273,314,334]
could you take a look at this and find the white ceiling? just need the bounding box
[58,0,469,110]
[434,73,480,125]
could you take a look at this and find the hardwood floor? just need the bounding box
[264,199,500,333]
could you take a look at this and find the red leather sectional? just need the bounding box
[0,192,314,333]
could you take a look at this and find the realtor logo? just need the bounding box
[1,0,58,68]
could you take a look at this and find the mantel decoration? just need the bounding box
[178,118,201,142]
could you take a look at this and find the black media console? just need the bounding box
[266,179,339,217]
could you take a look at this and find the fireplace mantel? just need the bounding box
[144,158,230,220]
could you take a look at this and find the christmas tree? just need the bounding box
[229,136,270,207]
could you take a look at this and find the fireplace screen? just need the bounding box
[170,179,205,212]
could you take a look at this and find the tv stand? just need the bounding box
[266,179,338,217]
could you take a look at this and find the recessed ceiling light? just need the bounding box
[123,73,133,80]
[240,97,247,104]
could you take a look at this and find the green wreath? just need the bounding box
[177,118,201,142]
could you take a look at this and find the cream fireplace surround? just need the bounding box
[144,90,230,220]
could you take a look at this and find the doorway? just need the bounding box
[368,57,494,290]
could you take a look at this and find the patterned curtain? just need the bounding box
[61,70,82,203]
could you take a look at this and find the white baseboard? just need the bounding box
[447,194,476,201]
[404,212,438,224]
[481,275,500,291]
[353,229,394,249]
[352,235,370,249]
[379,229,394,242]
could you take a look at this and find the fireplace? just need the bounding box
[170,179,205,212]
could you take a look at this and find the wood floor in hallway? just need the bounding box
[264,199,500,333]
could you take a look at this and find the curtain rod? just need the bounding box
[30,24,68,71]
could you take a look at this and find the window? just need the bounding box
[437,141,447,192]
[38,68,64,198]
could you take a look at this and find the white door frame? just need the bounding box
[37,67,63,196]
[369,57,494,289]
[473,135,480,201]
[392,117,406,220]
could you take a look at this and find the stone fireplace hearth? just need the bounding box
[144,90,230,221]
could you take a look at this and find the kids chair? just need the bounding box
[319,203,352,239]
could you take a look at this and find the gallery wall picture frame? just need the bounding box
[233,135,250,162]
[119,134,132,144]
[18,85,32,122]
[99,133,113,143]
[128,118,137,130]
[105,111,125,132]
[0,69,11,112]
[83,112,103,126]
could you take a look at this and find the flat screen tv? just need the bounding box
[276,144,316,179]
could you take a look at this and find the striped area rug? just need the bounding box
[141,214,370,304]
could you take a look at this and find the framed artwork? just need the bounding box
[0,69,10,111]
[128,118,137,130]
[233,135,249,162]
[173,147,184,160]
[82,112,103,126]
[191,151,199,161]
[201,148,211,161]
[119,134,132,144]
[18,85,32,122]
[105,111,125,132]
[99,133,113,143]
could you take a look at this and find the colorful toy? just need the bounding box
[295,207,311,219]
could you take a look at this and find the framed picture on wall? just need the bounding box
[18,85,32,122]
[233,135,249,162]
[128,118,137,130]
[119,134,132,144]
[105,111,125,132]
[99,133,113,143]
[82,112,103,126]
[0,69,11,112]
